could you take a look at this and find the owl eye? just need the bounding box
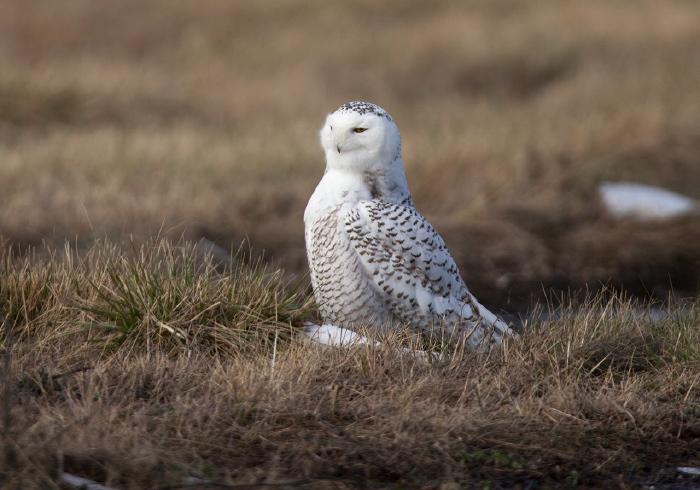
[353,128,368,133]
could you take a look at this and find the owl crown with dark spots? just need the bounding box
[337,101,393,122]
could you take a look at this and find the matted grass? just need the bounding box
[0,0,699,313]
[1,243,699,488]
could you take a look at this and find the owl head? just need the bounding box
[320,102,402,172]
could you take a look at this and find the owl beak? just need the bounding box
[336,144,341,153]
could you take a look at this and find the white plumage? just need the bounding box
[304,102,513,351]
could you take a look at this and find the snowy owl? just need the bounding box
[304,102,514,350]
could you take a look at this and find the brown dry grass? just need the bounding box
[0,0,699,313]
[1,1,700,487]
[1,241,699,488]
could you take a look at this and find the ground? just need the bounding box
[1,1,700,487]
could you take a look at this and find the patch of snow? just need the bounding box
[599,181,698,220]
[60,473,117,490]
[302,322,438,361]
[303,322,378,347]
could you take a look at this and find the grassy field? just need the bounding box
[1,0,700,487]
[1,240,699,488]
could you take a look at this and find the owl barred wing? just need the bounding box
[346,200,466,301]
[345,200,512,347]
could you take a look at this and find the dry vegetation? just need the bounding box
[1,240,699,488]
[1,0,700,487]
[0,0,699,310]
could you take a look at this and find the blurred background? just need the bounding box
[1,0,699,315]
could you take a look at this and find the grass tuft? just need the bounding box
[1,239,314,359]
